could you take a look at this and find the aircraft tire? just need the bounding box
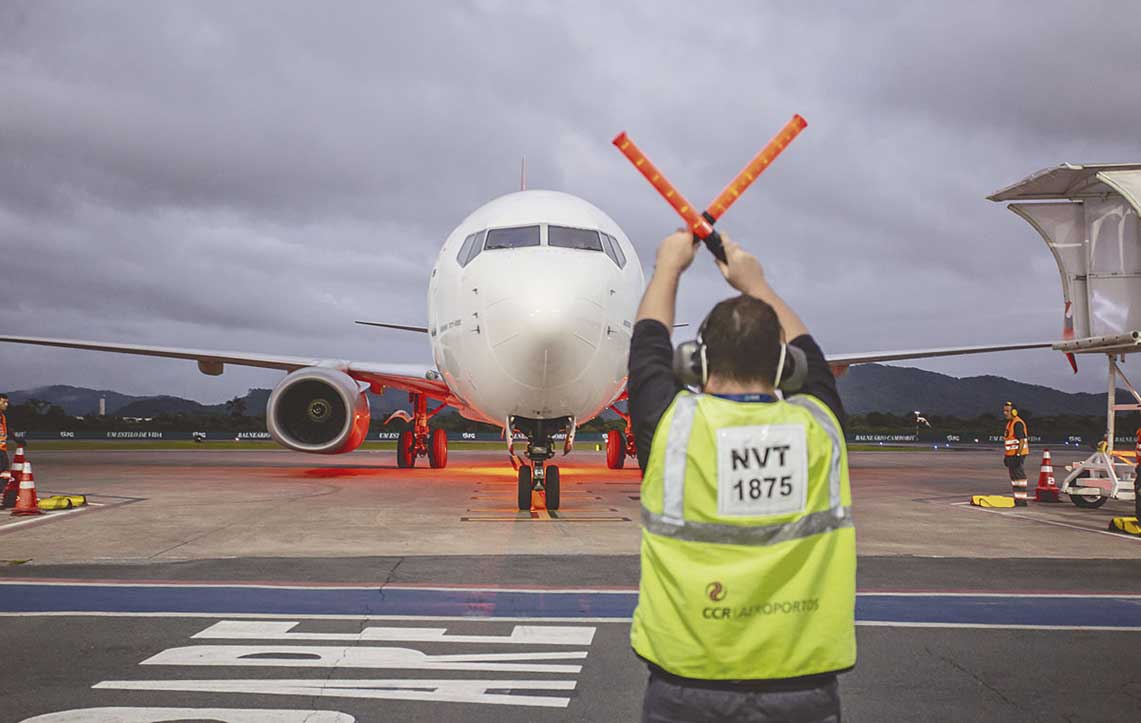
[606,429,625,469]
[546,465,560,510]
[397,430,415,469]
[1068,471,1107,508]
[518,465,532,511]
[428,428,448,469]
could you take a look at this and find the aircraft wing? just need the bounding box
[0,334,457,404]
[824,340,1055,370]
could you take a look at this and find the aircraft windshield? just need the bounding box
[485,225,540,249]
[549,226,603,251]
[601,232,627,268]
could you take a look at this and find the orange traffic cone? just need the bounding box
[1035,449,1062,503]
[11,460,43,516]
[1,443,23,509]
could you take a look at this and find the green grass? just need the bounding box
[25,439,514,452]
[847,444,931,452]
[26,439,933,452]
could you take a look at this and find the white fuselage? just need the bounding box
[427,190,644,427]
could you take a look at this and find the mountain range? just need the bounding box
[5,364,1126,419]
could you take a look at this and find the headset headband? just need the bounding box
[697,310,785,390]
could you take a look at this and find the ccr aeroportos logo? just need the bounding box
[705,581,726,602]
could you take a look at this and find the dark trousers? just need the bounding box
[642,670,841,723]
[0,450,12,509]
[1005,455,1026,481]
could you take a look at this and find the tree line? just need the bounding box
[849,410,1140,444]
[9,397,1132,444]
[3,398,627,436]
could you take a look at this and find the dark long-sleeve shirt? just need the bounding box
[627,319,846,472]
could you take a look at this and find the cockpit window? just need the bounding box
[599,233,618,266]
[485,225,540,250]
[464,230,486,265]
[549,225,604,252]
[605,233,627,268]
[456,233,477,266]
[456,230,487,267]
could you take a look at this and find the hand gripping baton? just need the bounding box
[613,114,807,264]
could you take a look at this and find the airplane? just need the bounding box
[0,189,1054,511]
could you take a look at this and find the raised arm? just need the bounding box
[635,230,701,329]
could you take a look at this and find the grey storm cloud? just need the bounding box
[1,0,1139,403]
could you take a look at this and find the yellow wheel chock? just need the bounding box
[1108,517,1141,536]
[970,495,1016,508]
[36,495,88,511]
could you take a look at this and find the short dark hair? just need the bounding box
[0,393,7,400]
[702,294,783,385]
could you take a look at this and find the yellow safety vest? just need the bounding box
[631,392,856,680]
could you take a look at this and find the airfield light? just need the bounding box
[613,114,807,264]
[705,114,807,223]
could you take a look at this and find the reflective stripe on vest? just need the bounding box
[1004,418,1028,456]
[645,394,852,546]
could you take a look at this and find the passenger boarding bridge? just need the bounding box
[990,163,1141,506]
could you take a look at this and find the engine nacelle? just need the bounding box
[266,367,370,454]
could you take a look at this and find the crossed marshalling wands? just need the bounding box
[613,114,807,263]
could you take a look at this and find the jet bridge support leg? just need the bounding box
[1061,354,1141,507]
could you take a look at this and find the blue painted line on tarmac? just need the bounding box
[857,594,1141,627]
[0,583,1139,627]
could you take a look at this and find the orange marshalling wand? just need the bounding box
[705,114,807,222]
[613,114,808,263]
[611,131,716,241]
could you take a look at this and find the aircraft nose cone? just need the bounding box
[483,273,605,389]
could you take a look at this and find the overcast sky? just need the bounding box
[2,1,1139,404]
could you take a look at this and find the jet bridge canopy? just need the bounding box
[989,163,1141,349]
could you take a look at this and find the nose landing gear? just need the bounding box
[511,416,570,511]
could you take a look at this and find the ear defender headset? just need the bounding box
[673,315,807,393]
[1005,401,1018,416]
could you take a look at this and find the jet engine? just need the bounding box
[266,367,370,454]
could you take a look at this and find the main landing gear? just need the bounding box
[510,416,570,511]
[605,404,637,470]
[388,392,448,469]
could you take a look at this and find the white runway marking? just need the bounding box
[193,620,597,644]
[0,505,94,531]
[94,679,578,708]
[954,501,1141,542]
[22,708,354,722]
[0,611,635,622]
[143,644,587,673]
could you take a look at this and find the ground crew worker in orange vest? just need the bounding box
[1002,401,1029,506]
[1134,427,1140,520]
[0,393,11,509]
[0,393,9,475]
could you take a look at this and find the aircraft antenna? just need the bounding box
[520,155,527,191]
